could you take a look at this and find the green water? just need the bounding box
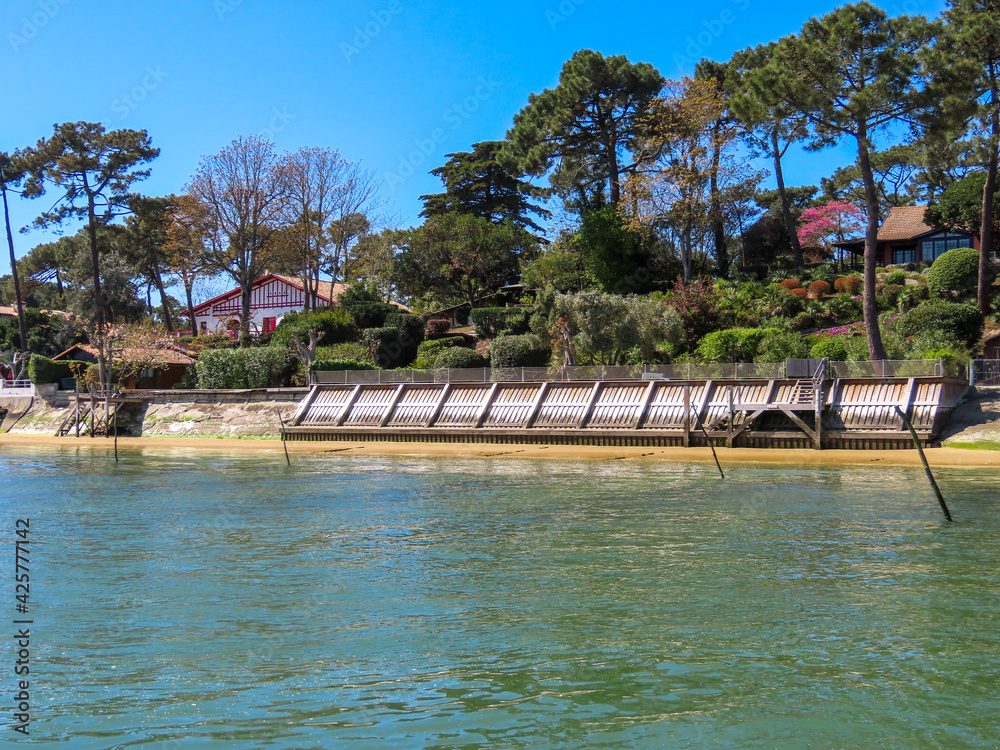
[1,448,999,748]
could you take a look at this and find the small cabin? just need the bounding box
[834,205,981,267]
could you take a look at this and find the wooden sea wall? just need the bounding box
[284,377,968,450]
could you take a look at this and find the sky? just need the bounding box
[1,0,948,279]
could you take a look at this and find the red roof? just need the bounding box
[183,273,349,316]
[876,205,935,241]
[52,343,196,366]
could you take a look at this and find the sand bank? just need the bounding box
[2,432,999,467]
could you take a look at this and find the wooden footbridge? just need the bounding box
[282,374,967,450]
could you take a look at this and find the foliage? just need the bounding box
[833,276,863,294]
[0,309,72,356]
[695,328,772,363]
[433,347,487,370]
[779,279,801,289]
[503,49,664,208]
[896,300,985,347]
[796,201,865,259]
[926,247,983,298]
[384,313,426,348]
[270,307,358,350]
[662,277,721,352]
[413,337,466,369]
[808,280,832,298]
[490,334,551,368]
[426,319,452,337]
[361,327,414,369]
[27,354,74,384]
[898,283,930,308]
[789,288,808,299]
[755,330,810,363]
[576,204,658,293]
[314,342,372,365]
[195,347,295,389]
[877,284,905,310]
[810,337,850,360]
[420,141,551,234]
[394,213,538,308]
[884,270,907,285]
[520,233,591,293]
[826,293,864,325]
[470,307,531,338]
[309,359,373,372]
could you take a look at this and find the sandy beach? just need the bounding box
[3,432,999,467]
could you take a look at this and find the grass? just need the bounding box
[943,439,1000,451]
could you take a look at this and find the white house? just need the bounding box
[182,274,349,336]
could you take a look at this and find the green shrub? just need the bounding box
[927,247,980,298]
[877,284,905,311]
[490,334,550,368]
[754,330,809,363]
[898,283,930,309]
[270,307,358,349]
[309,358,373,372]
[195,347,296,389]
[885,270,906,285]
[315,342,371,364]
[810,337,849,361]
[826,293,863,325]
[896,301,984,347]
[433,347,487,370]
[471,307,531,338]
[361,327,417,369]
[695,328,770,363]
[384,312,426,346]
[28,354,74,384]
[412,337,465,369]
[342,301,398,329]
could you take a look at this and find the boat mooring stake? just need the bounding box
[894,406,952,522]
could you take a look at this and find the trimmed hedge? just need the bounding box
[927,247,980,298]
[28,354,74,384]
[808,280,831,298]
[810,337,849,361]
[270,307,358,349]
[490,335,550,368]
[470,307,531,338]
[884,270,906,285]
[833,276,863,295]
[696,328,771,363]
[896,300,984,347]
[384,312,426,347]
[433,347,488,369]
[361,326,417,369]
[342,301,398,329]
[426,319,452,337]
[195,347,296,389]
[309,358,373,372]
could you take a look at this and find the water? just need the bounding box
[1,447,999,748]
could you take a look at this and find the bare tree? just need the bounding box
[187,136,288,340]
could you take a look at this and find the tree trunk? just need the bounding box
[710,120,729,279]
[241,279,252,342]
[85,194,108,386]
[185,281,198,337]
[153,263,173,332]
[857,130,888,362]
[1,182,27,351]
[773,127,805,269]
[979,67,998,315]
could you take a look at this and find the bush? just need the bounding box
[426,319,452,337]
[28,354,74,384]
[342,301,398,329]
[805,263,837,282]
[384,313,426,346]
[471,307,531,338]
[755,330,809,363]
[270,307,358,350]
[927,247,981,298]
[896,300,985,347]
[877,284,905,311]
[826,293,863,325]
[490,334,551,368]
[833,276,863,295]
[779,279,801,290]
[885,270,907,285]
[361,327,415,369]
[898,283,930,309]
[789,287,808,299]
[696,328,770,363]
[808,280,832,299]
[790,312,817,331]
[309,359,373,372]
[315,342,372,364]
[810,337,849,361]
[195,347,296,389]
[433,347,487,370]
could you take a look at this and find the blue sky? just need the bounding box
[1,0,947,278]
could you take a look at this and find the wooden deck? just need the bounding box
[283,377,968,450]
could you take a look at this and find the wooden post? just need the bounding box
[727,386,734,448]
[814,379,824,450]
[74,382,80,438]
[683,385,691,448]
[894,406,952,522]
[277,411,291,466]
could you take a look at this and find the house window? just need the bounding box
[200,321,208,332]
[262,317,277,334]
[892,245,916,265]
[921,233,972,262]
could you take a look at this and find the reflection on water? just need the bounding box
[2,448,999,749]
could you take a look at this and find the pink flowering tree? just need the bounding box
[796,201,865,260]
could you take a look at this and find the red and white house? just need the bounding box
[181,274,349,337]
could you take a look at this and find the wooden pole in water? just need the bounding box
[277,411,291,466]
[894,406,952,522]
[113,400,118,463]
[692,390,725,479]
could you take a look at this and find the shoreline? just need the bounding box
[3,432,1000,467]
